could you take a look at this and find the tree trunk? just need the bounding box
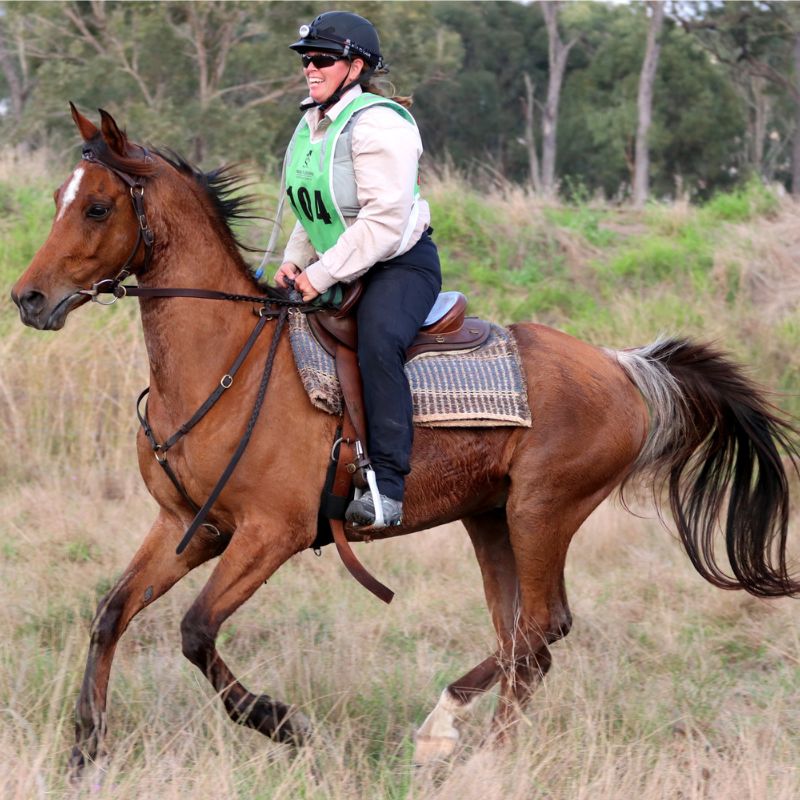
[632,0,665,209]
[539,1,578,198]
[792,30,800,196]
[522,72,542,193]
[0,20,25,121]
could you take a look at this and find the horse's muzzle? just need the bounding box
[10,286,85,330]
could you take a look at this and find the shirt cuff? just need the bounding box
[304,261,336,294]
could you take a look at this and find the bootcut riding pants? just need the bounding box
[356,230,442,502]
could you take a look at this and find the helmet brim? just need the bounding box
[289,38,346,55]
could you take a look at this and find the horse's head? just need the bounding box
[11,105,157,330]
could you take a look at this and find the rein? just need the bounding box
[77,149,394,604]
[78,150,312,555]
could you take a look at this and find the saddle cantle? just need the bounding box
[307,289,491,361]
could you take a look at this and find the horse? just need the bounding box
[11,106,800,775]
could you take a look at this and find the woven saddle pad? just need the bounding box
[288,312,532,428]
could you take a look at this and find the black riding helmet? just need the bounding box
[290,11,384,70]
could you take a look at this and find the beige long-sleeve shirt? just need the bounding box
[282,86,431,294]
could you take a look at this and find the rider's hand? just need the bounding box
[273,261,300,288]
[294,271,320,303]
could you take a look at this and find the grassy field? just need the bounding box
[1,149,799,798]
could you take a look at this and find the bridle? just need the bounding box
[77,148,311,555]
[70,148,393,603]
[79,148,155,294]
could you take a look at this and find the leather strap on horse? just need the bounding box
[328,410,394,604]
[330,518,394,604]
[175,307,288,555]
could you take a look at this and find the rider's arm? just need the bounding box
[282,219,317,270]
[302,106,430,294]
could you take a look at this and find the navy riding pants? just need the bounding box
[356,231,442,502]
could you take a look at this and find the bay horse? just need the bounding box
[11,107,800,774]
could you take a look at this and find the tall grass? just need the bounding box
[2,154,799,798]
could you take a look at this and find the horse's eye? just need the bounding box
[86,204,111,220]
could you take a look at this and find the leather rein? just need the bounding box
[75,149,395,604]
[77,149,310,556]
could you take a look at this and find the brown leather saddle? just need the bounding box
[307,282,490,362]
[307,282,490,605]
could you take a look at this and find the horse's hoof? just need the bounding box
[413,733,459,764]
[67,746,108,786]
[240,695,311,745]
[276,706,312,746]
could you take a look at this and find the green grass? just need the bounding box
[0,181,53,286]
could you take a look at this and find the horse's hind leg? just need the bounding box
[180,521,310,744]
[491,491,606,736]
[70,511,225,775]
[414,509,519,762]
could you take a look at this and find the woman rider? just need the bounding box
[274,11,441,528]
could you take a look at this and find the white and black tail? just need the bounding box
[614,338,800,598]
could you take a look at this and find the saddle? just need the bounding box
[307,283,491,362]
[307,281,489,605]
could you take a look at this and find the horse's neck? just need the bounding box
[137,199,264,406]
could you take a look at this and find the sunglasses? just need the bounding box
[301,53,348,69]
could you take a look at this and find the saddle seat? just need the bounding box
[307,285,490,360]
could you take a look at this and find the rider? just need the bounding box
[274,11,441,527]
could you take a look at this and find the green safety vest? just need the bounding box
[285,93,420,256]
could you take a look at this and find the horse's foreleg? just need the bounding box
[70,512,225,775]
[180,521,309,744]
[414,510,519,762]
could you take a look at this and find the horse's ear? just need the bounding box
[98,108,128,156]
[70,102,99,141]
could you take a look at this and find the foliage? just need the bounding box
[0,1,797,197]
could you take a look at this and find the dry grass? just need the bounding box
[1,294,799,799]
[3,163,800,797]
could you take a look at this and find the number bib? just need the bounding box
[285,93,417,254]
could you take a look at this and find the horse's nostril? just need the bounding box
[18,289,46,315]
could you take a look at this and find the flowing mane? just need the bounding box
[83,131,264,283]
[154,148,262,256]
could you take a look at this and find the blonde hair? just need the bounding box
[360,69,413,109]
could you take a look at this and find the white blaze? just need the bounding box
[56,167,85,221]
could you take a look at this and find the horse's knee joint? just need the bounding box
[89,590,126,647]
[180,614,214,668]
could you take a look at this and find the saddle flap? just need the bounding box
[407,318,490,361]
[309,312,357,356]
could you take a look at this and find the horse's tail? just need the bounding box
[614,338,800,598]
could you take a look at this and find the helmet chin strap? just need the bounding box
[300,67,376,113]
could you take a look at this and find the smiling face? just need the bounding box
[302,51,364,105]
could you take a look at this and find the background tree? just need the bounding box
[0,0,793,201]
[632,0,665,208]
[675,1,800,193]
[538,1,579,196]
[0,4,33,135]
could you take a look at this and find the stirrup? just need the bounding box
[359,468,385,527]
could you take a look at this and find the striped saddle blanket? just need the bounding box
[288,312,532,428]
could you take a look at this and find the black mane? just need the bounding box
[82,133,272,291]
[154,148,262,256]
